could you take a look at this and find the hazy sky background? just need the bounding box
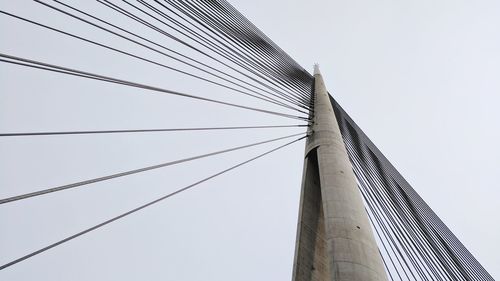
[1,0,499,280]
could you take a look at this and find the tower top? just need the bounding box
[313,64,321,75]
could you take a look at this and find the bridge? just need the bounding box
[1,1,498,280]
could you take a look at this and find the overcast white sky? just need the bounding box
[1,0,499,280]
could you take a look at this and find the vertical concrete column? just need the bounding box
[292,66,388,281]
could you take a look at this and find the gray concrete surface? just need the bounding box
[292,66,388,281]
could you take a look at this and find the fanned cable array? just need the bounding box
[331,98,494,281]
[1,0,313,117]
[0,0,311,270]
[0,1,494,279]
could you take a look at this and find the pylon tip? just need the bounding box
[313,64,321,75]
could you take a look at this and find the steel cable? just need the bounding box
[0,135,307,270]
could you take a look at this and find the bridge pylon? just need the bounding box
[292,66,388,281]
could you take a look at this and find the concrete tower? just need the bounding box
[292,66,388,281]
